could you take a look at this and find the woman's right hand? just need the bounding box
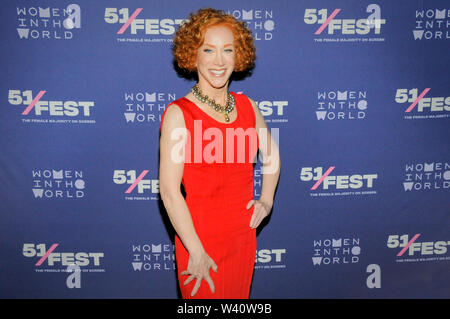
[181,250,218,297]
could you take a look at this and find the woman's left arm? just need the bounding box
[246,98,281,229]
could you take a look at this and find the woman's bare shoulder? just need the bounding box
[162,103,186,129]
[241,94,258,111]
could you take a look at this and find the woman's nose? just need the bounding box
[213,52,224,66]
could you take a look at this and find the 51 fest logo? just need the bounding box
[387,234,450,263]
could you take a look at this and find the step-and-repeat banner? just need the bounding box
[1,0,449,298]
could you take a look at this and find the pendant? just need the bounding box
[224,113,230,122]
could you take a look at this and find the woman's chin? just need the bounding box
[205,79,230,90]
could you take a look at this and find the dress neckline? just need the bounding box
[181,92,239,125]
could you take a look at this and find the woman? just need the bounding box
[159,8,280,299]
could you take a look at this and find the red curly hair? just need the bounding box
[173,8,256,72]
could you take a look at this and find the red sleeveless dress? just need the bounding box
[160,92,259,299]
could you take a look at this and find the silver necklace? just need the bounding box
[191,84,235,122]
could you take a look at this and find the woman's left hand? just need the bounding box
[246,199,273,229]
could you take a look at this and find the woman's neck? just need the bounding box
[197,80,229,105]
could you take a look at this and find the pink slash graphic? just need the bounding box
[117,8,143,34]
[315,9,341,35]
[22,90,46,115]
[405,88,430,112]
[125,170,149,193]
[397,234,421,257]
[311,166,335,190]
[35,243,59,266]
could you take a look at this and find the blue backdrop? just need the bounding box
[1,0,449,298]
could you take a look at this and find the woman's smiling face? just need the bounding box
[195,25,236,90]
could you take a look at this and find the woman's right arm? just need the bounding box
[159,104,217,296]
[159,104,205,258]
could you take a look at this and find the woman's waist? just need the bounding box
[186,190,253,207]
[184,180,253,200]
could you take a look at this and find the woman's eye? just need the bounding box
[203,49,213,53]
[225,49,233,53]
